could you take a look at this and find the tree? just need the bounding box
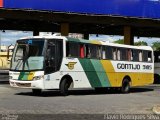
[114,39,148,46]
[134,41,148,46]
[114,39,124,44]
[152,42,160,51]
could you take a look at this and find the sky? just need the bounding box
[89,34,160,46]
[0,30,33,46]
[0,30,160,46]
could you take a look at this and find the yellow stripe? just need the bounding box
[90,40,101,45]
[28,72,35,80]
[116,73,153,87]
[101,60,117,86]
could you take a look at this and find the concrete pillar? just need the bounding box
[61,23,69,36]
[33,31,39,36]
[83,33,89,40]
[124,26,134,45]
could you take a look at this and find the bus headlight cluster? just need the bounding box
[33,75,44,80]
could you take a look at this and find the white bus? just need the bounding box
[9,36,154,95]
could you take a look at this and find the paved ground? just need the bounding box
[0,75,160,119]
[0,84,160,114]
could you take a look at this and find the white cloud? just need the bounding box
[89,34,123,42]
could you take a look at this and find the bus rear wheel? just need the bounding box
[60,78,72,96]
[121,79,130,93]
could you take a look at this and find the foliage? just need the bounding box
[134,41,148,46]
[114,39,148,46]
[152,42,160,51]
[114,39,124,44]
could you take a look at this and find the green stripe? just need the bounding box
[79,59,102,87]
[79,59,111,88]
[18,72,28,80]
[90,59,111,87]
[67,37,90,44]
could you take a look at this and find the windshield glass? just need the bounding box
[11,39,45,71]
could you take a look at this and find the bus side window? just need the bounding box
[127,49,131,61]
[80,44,85,58]
[143,50,148,62]
[112,48,117,60]
[102,47,106,59]
[106,46,112,60]
[66,42,70,57]
[139,50,143,62]
[117,48,121,60]
[89,45,98,59]
[121,48,127,61]
[85,45,91,58]
[66,42,79,58]
[132,50,139,61]
[97,46,102,59]
[148,51,152,62]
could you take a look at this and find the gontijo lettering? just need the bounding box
[117,63,140,70]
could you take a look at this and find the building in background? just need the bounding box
[0,45,14,69]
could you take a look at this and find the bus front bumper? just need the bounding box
[9,79,44,89]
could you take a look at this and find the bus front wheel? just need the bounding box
[60,78,72,96]
[121,79,130,93]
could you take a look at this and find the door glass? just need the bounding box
[45,39,63,74]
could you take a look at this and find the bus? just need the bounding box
[154,51,160,84]
[9,36,154,95]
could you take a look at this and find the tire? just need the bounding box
[60,78,71,96]
[121,79,130,93]
[32,89,42,95]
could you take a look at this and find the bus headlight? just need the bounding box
[33,75,44,80]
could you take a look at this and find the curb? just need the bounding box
[153,106,160,114]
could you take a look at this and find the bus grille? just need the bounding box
[16,83,31,87]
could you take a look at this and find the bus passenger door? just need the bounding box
[44,40,63,89]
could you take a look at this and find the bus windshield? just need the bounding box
[10,39,45,71]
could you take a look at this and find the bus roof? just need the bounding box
[19,35,153,51]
